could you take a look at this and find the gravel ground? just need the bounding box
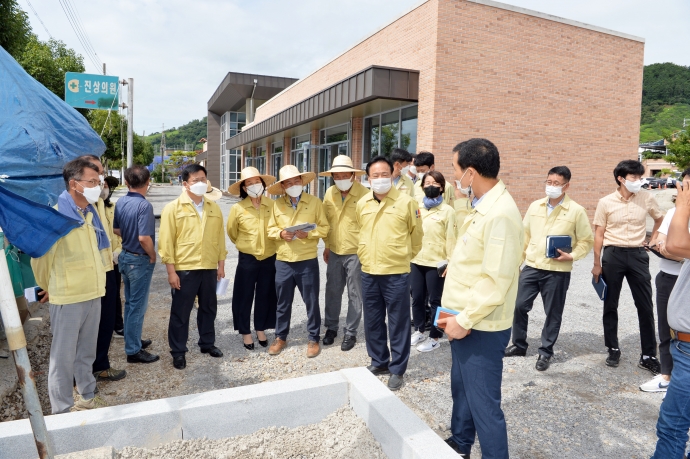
[0,185,671,458]
[116,405,385,459]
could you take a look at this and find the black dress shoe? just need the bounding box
[323,329,337,345]
[341,335,356,351]
[606,348,621,367]
[388,374,404,391]
[141,339,152,349]
[367,365,390,376]
[256,332,268,348]
[173,355,186,370]
[444,437,470,457]
[201,346,223,357]
[535,355,551,371]
[243,342,255,350]
[127,350,160,364]
[504,345,527,357]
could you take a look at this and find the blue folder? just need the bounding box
[433,307,459,328]
[592,276,607,301]
[546,235,572,258]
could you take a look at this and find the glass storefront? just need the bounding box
[291,134,312,194]
[221,111,246,188]
[272,142,283,177]
[362,104,418,165]
[255,146,266,174]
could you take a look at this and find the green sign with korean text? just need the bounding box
[64,72,119,110]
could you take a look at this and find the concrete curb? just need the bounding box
[0,368,455,459]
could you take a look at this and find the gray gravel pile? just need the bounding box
[116,405,385,459]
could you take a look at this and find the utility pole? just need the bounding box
[161,124,166,184]
[126,79,133,167]
[103,63,106,75]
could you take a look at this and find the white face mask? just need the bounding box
[624,179,642,194]
[334,178,353,192]
[285,184,303,198]
[417,172,425,181]
[371,177,392,195]
[400,165,410,176]
[409,165,417,176]
[78,183,101,204]
[545,185,563,200]
[188,181,208,197]
[245,183,264,198]
[455,170,472,196]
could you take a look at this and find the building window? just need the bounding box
[255,146,266,174]
[272,142,283,176]
[317,123,350,198]
[362,104,418,165]
[222,111,247,188]
[291,134,312,194]
[245,149,253,169]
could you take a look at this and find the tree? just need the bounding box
[17,35,85,100]
[89,110,125,166]
[0,0,31,59]
[666,131,690,169]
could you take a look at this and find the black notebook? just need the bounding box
[545,235,572,258]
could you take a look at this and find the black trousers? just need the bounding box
[93,269,118,373]
[410,263,444,339]
[602,246,657,356]
[511,266,571,357]
[168,269,218,357]
[114,267,123,331]
[656,271,678,375]
[232,252,277,335]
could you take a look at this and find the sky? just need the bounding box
[18,0,690,136]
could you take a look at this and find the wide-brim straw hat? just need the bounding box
[205,180,223,201]
[227,167,276,196]
[267,165,316,196]
[318,155,365,177]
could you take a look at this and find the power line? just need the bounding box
[64,0,102,70]
[24,0,52,39]
[57,0,102,71]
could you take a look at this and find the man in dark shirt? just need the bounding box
[113,165,159,364]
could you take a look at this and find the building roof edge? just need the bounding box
[466,0,645,43]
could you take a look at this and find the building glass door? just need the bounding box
[317,124,350,198]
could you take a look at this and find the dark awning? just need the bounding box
[207,73,298,115]
[226,66,419,150]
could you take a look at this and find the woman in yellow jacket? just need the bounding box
[227,167,277,350]
[410,171,456,352]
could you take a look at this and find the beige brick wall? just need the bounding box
[253,0,440,154]
[430,0,644,217]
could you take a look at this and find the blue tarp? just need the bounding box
[0,46,106,206]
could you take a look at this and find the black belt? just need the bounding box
[605,246,645,252]
[123,250,146,257]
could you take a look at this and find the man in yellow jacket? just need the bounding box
[390,148,415,197]
[80,155,127,383]
[412,151,455,207]
[320,155,368,351]
[437,139,523,459]
[158,164,228,370]
[357,156,423,391]
[505,166,594,371]
[31,158,108,413]
[267,165,329,358]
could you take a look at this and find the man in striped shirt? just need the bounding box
[592,160,664,373]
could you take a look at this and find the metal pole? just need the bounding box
[127,78,133,167]
[0,254,54,459]
[161,124,165,184]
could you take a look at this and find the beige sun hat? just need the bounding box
[227,167,276,196]
[267,165,316,196]
[205,180,223,201]
[318,155,365,177]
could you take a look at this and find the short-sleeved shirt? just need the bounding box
[592,189,664,247]
[113,191,155,255]
[657,208,685,276]
[668,260,690,332]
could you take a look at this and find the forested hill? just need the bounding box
[640,63,690,142]
[145,117,207,152]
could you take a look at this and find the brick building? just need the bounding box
[207,0,644,215]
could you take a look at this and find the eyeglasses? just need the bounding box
[76,179,100,187]
[544,180,568,187]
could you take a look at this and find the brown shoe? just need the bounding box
[307,340,320,358]
[268,338,287,355]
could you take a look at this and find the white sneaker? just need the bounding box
[411,331,426,346]
[639,374,670,392]
[417,339,440,353]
